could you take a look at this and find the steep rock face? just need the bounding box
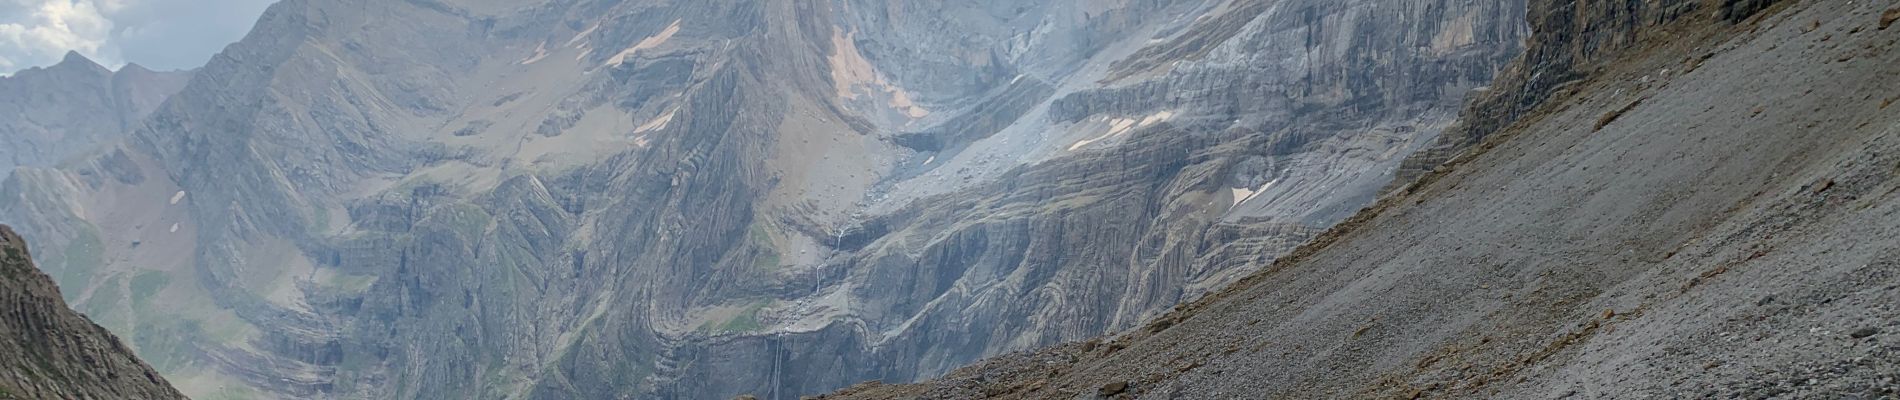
[645,0,1528,396]
[0,225,187,400]
[0,0,1525,399]
[792,0,1525,390]
[1390,0,1769,187]
[821,0,1900,398]
[0,53,192,177]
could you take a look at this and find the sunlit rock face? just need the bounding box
[0,0,1527,398]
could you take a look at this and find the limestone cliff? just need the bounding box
[0,0,1528,399]
[822,0,1900,398]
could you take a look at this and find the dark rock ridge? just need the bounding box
[820,0,1900,398]
[0,224,187,399]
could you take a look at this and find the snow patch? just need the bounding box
[566,23,600,48]
[604,20,681,67]
[1229,178,1277,211]
[1068,110,1174,151]
[636,108,678,133]
[1138,110,1175,127]
[519,42,549,65]
[828,27,930,119]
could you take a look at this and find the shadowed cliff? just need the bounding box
[0,224,187,399]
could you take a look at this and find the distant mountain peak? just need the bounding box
[48,50,109,74]
[118,62,153,74]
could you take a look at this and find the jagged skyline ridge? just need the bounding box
[0,0,273,74]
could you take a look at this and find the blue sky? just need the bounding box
[0,0,275,74]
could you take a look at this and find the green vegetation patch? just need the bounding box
[55,224,106,301]
[309,205,332,234]
[700,299,773,334]
[197,382,264,400]
[429,203,495,238]
[752,248,781,271]
[748,221,781,271]
[131,317,209,372]
[320,272,378,294]
[81,275,129,333]
[129,270,171,308]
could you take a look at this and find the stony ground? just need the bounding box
[819,0,1900,398]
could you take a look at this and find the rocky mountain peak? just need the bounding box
[0,54,191,179]
[55,51,103,70]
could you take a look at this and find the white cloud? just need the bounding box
[0,0,273,74]
[0,0,119,71]
[92,0,129,13]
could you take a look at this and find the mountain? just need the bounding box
[0,0,1528,399]
[820,0,1900,398]
[0,224,188,399]
[0,52,194,177]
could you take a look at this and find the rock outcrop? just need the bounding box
[0,224,187,399]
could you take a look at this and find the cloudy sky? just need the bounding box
[0,0,275,74]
